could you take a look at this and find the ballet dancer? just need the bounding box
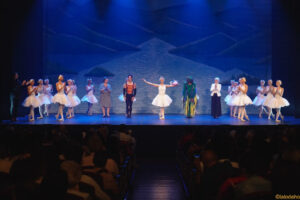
[269,80,289,123]
[43,79,53,116]
[36,79,46,119]
[100,77,112,118]
[123,75,136,118]
[52,75,69,121]
[66,79,81,119]
[22,79,41,121]
[263,79,275,120]
[228,81,239,117]
[253,80,268,118]
[143,77,177,119]
[233,77,252,121]
[210,77,222,119]
[224,80,235,117]
[81,78,98,115]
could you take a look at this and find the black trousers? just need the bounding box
[211,94,221,118]
[10,94,20,120]
[126,94,134,116]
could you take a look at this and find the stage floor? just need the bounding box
[2,114,300,126]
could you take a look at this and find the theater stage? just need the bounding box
[2,114,300,126]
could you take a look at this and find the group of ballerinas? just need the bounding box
[225,78,289,122]
[23,75,97,121]
[22,74,289,122]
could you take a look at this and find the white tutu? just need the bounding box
[52,93,69,105]
[263,93,274,108]
[23,95,41,108]
[81,94,98,104]
[43,94,53,105]
[231,94,252,106]
[37,94,47,105]
[152,94,172,107]
[269,95,290,109]
[224,95,232,105]
[252,95,266,106]
[67,95,81,107]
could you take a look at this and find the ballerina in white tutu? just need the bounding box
[52,75,69,121]
[253,80,268,118]
[233,77,252,121]
[224,80,235,117]
[66,79,81,119]
[81,78,98,115]
[22,79,41,121]
[270,80,289,123]
[263,79,275,120]
[227,81,239,117]
[143,77,178,119]
[36,79,46,119]
[43,79,53,117]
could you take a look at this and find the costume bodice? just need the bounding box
[158,85,166,95]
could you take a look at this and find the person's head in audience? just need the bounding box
[60,160,81,189]
[202,149,218,168]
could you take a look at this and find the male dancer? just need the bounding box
[123,75,136,118]
[9,72,26,121]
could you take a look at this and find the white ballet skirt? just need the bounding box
[43,85,53,105]
[231,85,252,106]
[36,86,46,106]
[268,88,289,109]
[81,85,98,104]
[23,88,41,108]
[224,95,232,105]
[52,90,69,106]
[66,86,81,107]
[152,85,172,107]
[253,87,266,106]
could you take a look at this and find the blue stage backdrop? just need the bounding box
[43,0,271,114]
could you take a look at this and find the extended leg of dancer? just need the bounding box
[44,104,49,116]
[59,105,64,121]
[102,107,106,117]
[29,106,34,121]
[107,108,110,117]
[38,106,43,119]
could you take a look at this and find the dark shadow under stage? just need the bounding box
[2,114,300,126]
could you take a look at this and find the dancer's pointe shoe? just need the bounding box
[276,120,281,123]
[66,115,72,119]
[240,118,246,122]
[29,117,35,122]
[37,116,43,119]
[245,115,249,121]
[58,118,64,122]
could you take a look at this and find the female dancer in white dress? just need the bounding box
[81,78,98,115]
[52,75,69,121]
[224,80,235,117]
[233,77,252,121]
[66,79,81,119]
[269,80,289,122]
[228,81,239,117]
[36,79,46,119]
[43,79,53,116]
[252,80,268,118]
[143,77,177,119]
[22,79,41,121]
[263,79,275,120]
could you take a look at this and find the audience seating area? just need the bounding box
[0,125,136,200]
[176,126,300,200]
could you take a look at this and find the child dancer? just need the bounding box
[66,79,81,119]
[22,79,41,121]
[253,80,268,118]
[143,77,177,119]
[123,75,137,118]
[233,77,252,121]
[43,79,53,116]
[52,75,69,121]
[81,78,98,115]
[36,79,46,119]
[228,81,239,117]
[224,80,235,117]
[269,80,289,122]
[263,79,275,120]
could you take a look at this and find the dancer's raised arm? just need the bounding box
[143,79,159,87]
